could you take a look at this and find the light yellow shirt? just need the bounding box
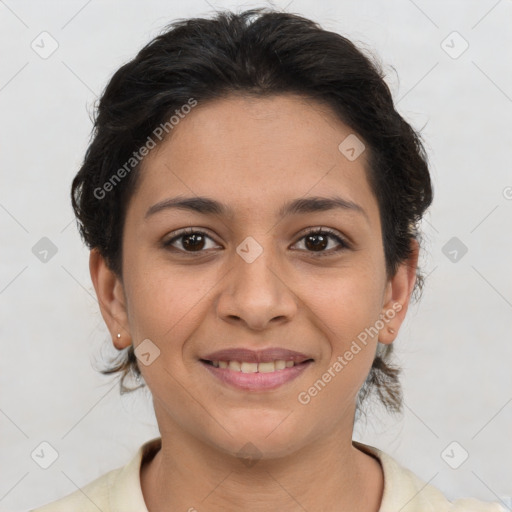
[30,438,505,511]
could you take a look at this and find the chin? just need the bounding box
[210,412,308,460]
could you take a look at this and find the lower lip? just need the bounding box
[200,360,313,391]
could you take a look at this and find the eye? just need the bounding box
[162,228,220,253]
[162,226,350,256]
[292,227,350,256]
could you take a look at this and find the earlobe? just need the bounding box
[89,249,131,350]
[379,239,419,344]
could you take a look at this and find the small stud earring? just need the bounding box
[116,333,121,339]
[388,328,395,334]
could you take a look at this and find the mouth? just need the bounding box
[199,358,314,391]
[200,358,314,372]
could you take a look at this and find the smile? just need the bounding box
[205,359,301,372]
[200,359,313,391]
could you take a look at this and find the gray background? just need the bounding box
[1,0,511,510]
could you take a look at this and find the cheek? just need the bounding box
[311,265,385,338]
[298,280,380,417]
[123,254,216,345]
[307,263,385,384]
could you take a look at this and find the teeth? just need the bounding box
[241,362,258,373]
[258,362,276,373]
[210,359,299,373]
[275,360,286,370]
[228,361,241,371]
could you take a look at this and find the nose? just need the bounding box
[215,241,298,331]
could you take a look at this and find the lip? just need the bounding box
[200,359,313,391]
[201,347,313,364]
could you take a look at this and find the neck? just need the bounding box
[140,418,383,512]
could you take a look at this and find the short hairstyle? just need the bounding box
[72,8,433,415]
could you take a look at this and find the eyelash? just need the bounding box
[162,226,350,257]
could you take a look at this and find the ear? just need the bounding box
[378,239,419,344]
[89,249,131,350]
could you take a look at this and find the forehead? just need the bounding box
[132,94,379,224]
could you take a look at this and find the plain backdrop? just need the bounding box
[1,0,511,510]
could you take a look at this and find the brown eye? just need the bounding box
[181,232,206,251]
[304,233,329,251]
[163,229,219,253]
[293,228,349,256]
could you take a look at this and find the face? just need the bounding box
[92,94,416,459]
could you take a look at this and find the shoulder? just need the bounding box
[29,437,161,512]
[353,441,506,512]
[29,467,119,512]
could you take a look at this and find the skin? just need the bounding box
[90,94,418,512]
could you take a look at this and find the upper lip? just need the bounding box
[201,348,313,364]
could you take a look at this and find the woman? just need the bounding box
[31,8,504,512]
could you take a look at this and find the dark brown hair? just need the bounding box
[72,8,433,414]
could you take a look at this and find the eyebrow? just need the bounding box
[145,195,369,222]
